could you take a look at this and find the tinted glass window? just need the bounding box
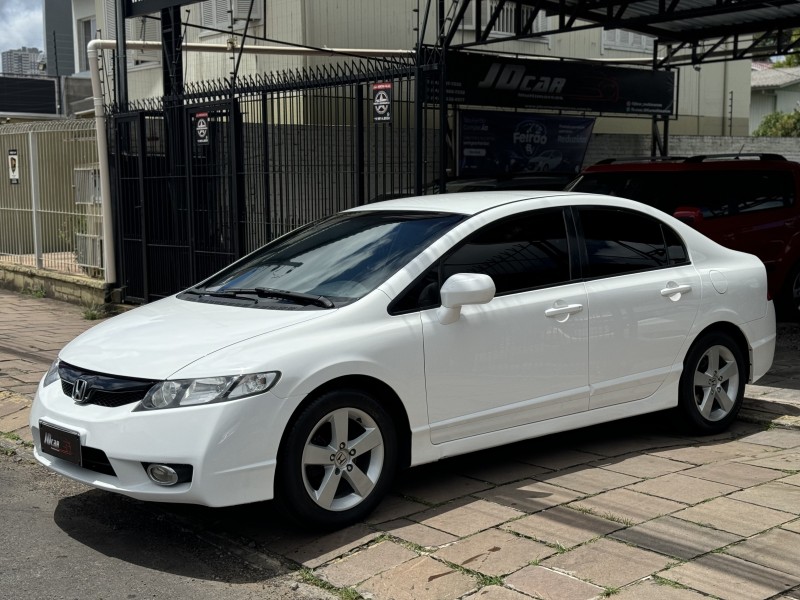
[442,209,571,295]
[663,224,689,265]
[190,211,464,307]
[579,208,668,277]
[570,170,795,219]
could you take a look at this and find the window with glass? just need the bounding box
[579,207,688,277]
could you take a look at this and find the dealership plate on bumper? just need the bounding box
[39,421,82,466]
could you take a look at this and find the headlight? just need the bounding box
[43,359,60,387]
[137,372,280,411]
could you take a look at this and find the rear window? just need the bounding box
[571,170,795,219]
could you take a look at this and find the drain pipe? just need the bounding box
[87,39,413,287]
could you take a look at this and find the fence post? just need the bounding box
[28,131,43,269]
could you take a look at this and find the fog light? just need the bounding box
[146,464,179,486]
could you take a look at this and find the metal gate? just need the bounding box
[109,57,439,303]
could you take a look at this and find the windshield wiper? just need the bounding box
[182,288,258,303]
[251,287,335,309]
[185,287,335,308]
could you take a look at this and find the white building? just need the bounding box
[1,47,43,75]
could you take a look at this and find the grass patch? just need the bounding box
[602,586,621,596]
[297,568,362,600]
[82,303,107,320]
[23,286,46,299]
[652,575,688,589]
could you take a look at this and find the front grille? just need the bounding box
[59,362,156,408]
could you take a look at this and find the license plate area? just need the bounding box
[39,421,82,466]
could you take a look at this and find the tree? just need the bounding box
[753,110,800,137]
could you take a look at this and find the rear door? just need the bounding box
[576,206,701,409]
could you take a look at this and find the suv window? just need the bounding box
[572,170,795,219]
[579,207,687,277]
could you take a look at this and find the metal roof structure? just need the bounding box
[443,0,800,67]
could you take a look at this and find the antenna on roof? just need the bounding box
[737,143,745,158]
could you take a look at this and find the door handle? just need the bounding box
[545,304,584,318]
[660,283,692,299]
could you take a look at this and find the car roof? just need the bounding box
[351,191,577,216]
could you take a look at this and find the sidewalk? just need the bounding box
[3,288,800,600]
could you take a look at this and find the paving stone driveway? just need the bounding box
[2,288,800,600]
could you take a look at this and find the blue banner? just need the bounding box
[459,111,595,177]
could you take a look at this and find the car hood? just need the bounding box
[59,295,332,380]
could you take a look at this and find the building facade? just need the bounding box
[1,47,42,76]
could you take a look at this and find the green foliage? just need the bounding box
[774,54,800,67]
[753,110,800,137]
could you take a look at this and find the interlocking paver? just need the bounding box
[626,472,738,505]
[783,518,800,535]
[611,515,742,559]
[658,553,800,600]
[504,506,622,548]
[672,497,795,536]
[475,480,584,514]
[742,451,800,471]
[518,449,602,470]
[412,498,524,537]
[574,434,686,457]
[505,566,604,600]
[568,488,684,524]
[263,523,378,568]
[366,494,428,524]
[396,470,492,505]
[611,580,709,599]
[458,460,551,485]
[725,528,800,577]
[534,465,640,494]
[654,442,774,465]
[781,473,800,487]
[593,453,689,478]
[435,528,553,576]
[739,428,800,448]
[678,461,784,488]
[357,556,476,600]
[542,538,672,588]
[467,586,530,599]
[728,481,800,514]
[316,540,417,587]
[382,519,458,548]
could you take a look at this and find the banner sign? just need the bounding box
[429,52,674,116]
[459,110,595,177]
[372,82,392,123]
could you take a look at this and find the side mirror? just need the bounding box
[673,206,704,226]
[437,273,496,325]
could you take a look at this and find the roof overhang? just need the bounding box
[445,0,800,67]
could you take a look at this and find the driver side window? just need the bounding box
[391,208,572,313]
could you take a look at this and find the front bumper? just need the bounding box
[30,377,290,507]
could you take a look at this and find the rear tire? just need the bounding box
[277,389,397,529]
[678,331,746,435]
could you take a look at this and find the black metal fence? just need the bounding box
[109,56,441,303]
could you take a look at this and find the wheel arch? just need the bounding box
[688,321,752,381]
[277,375,413,470]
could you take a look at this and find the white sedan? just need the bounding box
[31,192,775,529]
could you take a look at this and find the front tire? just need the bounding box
[277,389,397,529]
[678,332,746,434]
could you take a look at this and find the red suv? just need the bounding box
[567,153,800,317]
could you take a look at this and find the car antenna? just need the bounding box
[736,143,745,158]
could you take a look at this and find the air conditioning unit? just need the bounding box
[73,166,101,205]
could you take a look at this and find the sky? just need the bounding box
[0,0,43,54]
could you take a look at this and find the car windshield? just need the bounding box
[186,210,464,308]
